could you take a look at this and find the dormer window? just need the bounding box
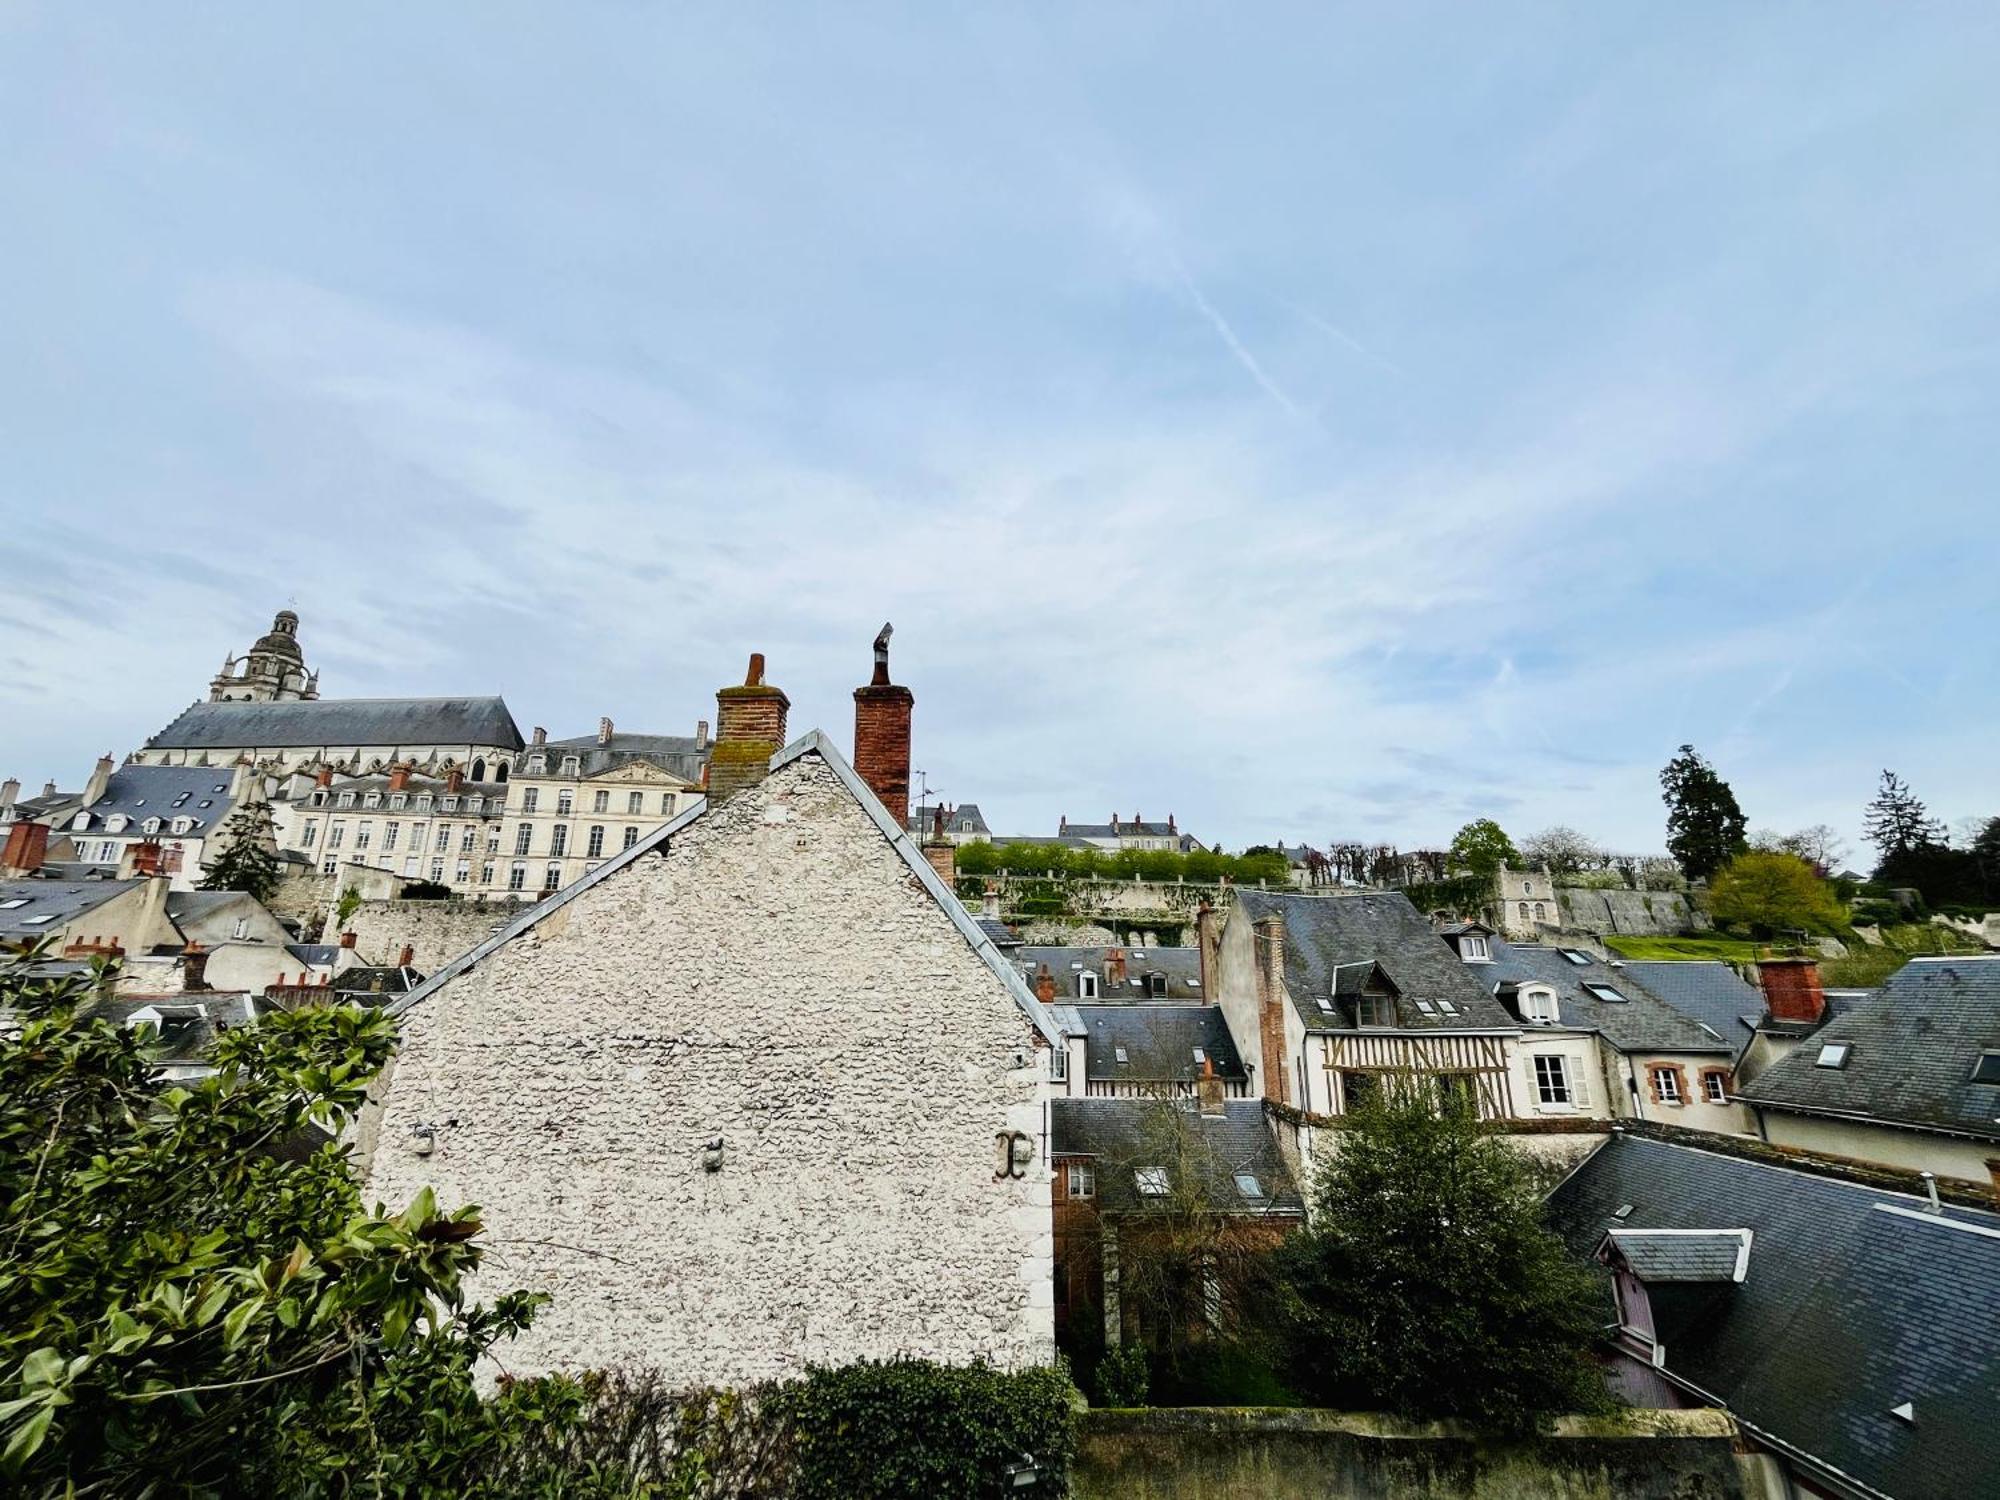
[363,793,381,809]
[1077,971,1099,999]
[142,817,161,835]
[1518,986,1559,1024]
[388,794,407,810]
[561,756,580,777]
[171,818,193,835]
[1356,995,1397,1028]
[71,812,90,830]
[336,792,355,809]
[1145,972,1168,998]
[106,815,129,833]
[442,797,460,812]
[311,791,327,806]
[1459,934,1491,962]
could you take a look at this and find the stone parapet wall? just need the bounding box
[1073,1407,1770,1500]
[329,897,521,969]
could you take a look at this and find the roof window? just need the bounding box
[1582,982,1627,1004]
[1559,949,1593,966]
[0,898,28,910]
[1970,1052,2000,1085]
[1135,1168,1170,1197]
[1436,999,1458,1015]
[1114,1046,1129,1064]
[1315,995,1335,1013]
[1815,1042,1852,1069]
[21,914,55,926]
[1415,999,1437,1015]
[1192,1047,1207,1065]
[1234,1173,1264,1199]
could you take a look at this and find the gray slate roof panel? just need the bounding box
[1072,1004,1247,1083]
[1738,958,2000,1142]
[1606,1229,1748,1282]
[544,731,709,783]
[146,697,524,751]
[1549,1134,2000,1500]
[1049,1097,1302,1215]
[73,766,240,838]
[0,879,139,939]
[1016,945,1204,1001]
[1479,941,1731,1054]
[1618,961,1770,1052]
[1235,891,1516,1032]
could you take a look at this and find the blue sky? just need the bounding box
[2,4,1995,859]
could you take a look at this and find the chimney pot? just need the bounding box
[315,765,334,789]
[42,780,57,799]
[853,624,916,827]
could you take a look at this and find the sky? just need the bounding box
[2,4,1996,862]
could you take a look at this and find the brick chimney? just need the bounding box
[709,653,790,803]
[397,944,415,968]
[852,623,915,827]
[1252,913,1291,1104]
[2,822,50,877]
[1759,958,1826,1024]
[1198,1057,1226,1116]
[83,753,114,808]
[598,716,614,746]
[1105,947,1128,988]
[387,762,412,792]
[315,765,333,789]
[127,840,164,879]
[181,941,210,992]
[695,718,710,751]
[339,930,357,949]
[923,802,956,884]
[1034,963,1056,1005]
[1168,813,1177,835]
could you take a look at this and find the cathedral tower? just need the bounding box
[208,609,320,703]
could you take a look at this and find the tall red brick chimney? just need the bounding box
[1759,958,1826,1024]
[387,762,412,793]
[709,654,790,803]
[1034,964,1056,1005]
[444,766,464,793]
[852,623,914,828]
[315,765,334,789]
[1252,913,1292,1104]
[1,822,49,877]
[1105,947,1128,988]
[181,942,210,992]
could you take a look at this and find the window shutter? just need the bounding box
[1569,1053,1589,1109]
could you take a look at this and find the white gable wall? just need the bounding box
[360,749,1054,1384]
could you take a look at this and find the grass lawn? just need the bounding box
[1602,935,1769,963]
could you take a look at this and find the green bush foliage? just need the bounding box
[786,1359,1077,1500]
[954,840,1288,887]
[1091,1343,1150,1408]
[1707,851,1846,936]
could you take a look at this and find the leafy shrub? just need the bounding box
[1092,1343,1150,1407]
[786,1359,1077,1500]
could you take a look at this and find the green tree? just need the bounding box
[1863,769,1943,862]
[198,799,283,902]
[1447,820,1520,880]
[1659,745,1748,881]
[0,941,624,1496]
[1271,1089,1608,1432]
[1707,851,1846,936]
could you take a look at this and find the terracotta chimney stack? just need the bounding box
[1105,947,1128,988]
[387,762,412,793]
[2,823,50,877]
[1034,963,1057,1005]
[1759,958,1826,1024]
[397,944,415,968]
[339,930,358,950]
[314,765,334,789]
[181,942,210,992]
[852,623,915,827]
[709,653,790,803]
[444,766,464,793]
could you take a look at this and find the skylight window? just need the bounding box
[0,899,27,910]
[1234,1173,1264,1199]
[1559,949,1592,966]
[1816,1042,1852,1069]
[1415,999,1437,1015]
[21,914,55,926]
[1437,999,1458,1015]
[1192,1047,1206,1065]
[1315,996,1335,1013]
[1114,1046,1129,1064]
[1135,1168,1170,1197]
[1970,1052,2000,1085]
[1582,982,1627,1004]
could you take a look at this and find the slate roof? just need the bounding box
[544,731,708,783]
[1235,890,1516,1033]
[146,697,524,751]
[1072,1004,1247,1083]
[1049,1097,1303,1216]
[1016,945,1205,1002]
[907,803,990,838]
[1549,1133,2000,1500]
[1618,961,1769,1056]
[286,943,340,967]
[165,891,242,925]
[1474,940,1731,1055]
[87,992,258,1064]
[0,879,140,940]
[1737,957,2000,1144]
[335,965,423,1002]
[70,766,240,839]
[1603,1228,1750,1283]
[976,917,1021,950]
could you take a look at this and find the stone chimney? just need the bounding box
[1198,1057,1226,1117]
[1110,812,1120,833]
[339,930,358,949]
[397,944,415,968]
[852,623,915,828]
[41,780,56,800]
[387,762,412,793]
[181,942,210,993]
[1168,813,1177,835]
[0,777,18,813]
[1196,901,1220,1002]
[83,753,114,807]
[1758,958,1826,1024]
[695,718,710,751]
[532,726,548,749]
[598,716,614,746]
[1034,963,1056,1005]
[444,767,464,793]
[1252,913,1291,1104]
[922,802,956,884]
[1,823,49,877]
[709,654,790,803]
[1105,947,1128,988]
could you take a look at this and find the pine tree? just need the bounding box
[1862,770,1943,860]
[1660,744,1748,881]
[199,800,282,902]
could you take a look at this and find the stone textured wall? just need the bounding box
[1072,1408,1768,1500]
[332,898,518,970]
[1556,888,1708,938]
[361,751,1054,1386]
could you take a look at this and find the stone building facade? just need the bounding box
[504,720,707,895]
[359,647,1059,1385]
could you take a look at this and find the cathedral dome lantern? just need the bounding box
[208,608,319,704]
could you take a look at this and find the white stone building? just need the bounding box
[503,719,707,895]
[359,645,1060,1385]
